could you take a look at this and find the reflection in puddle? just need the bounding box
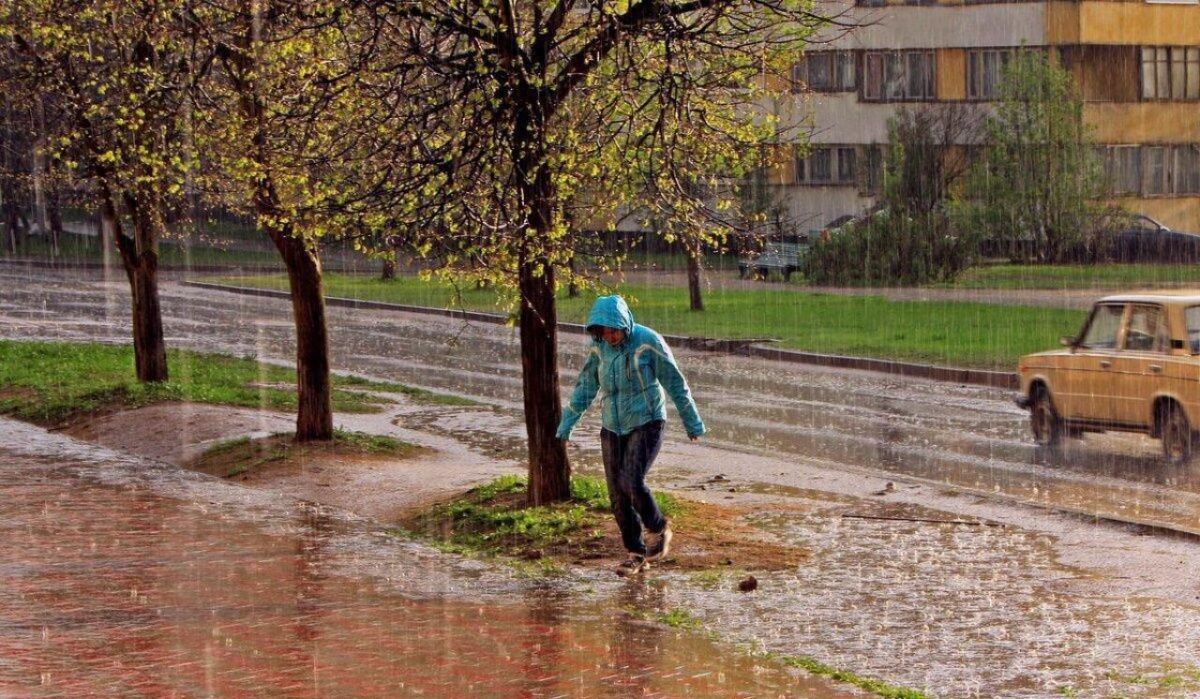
[0,422,845,698]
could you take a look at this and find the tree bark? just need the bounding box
[269,226,334,442]
[519,254,571,505]
[104,190,168,382]
[380,255,396,280]
[519,163,571,505]
[684,241,704,312]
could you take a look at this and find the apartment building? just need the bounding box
[775,0,1200,234]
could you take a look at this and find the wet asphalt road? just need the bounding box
[3,265,1200,537]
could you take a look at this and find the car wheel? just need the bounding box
[1030,388,1062,448]
[1160,402,1193,466]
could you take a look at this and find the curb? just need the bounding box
[182,280,1020,391]
[1,257,279,275]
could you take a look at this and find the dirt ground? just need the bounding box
[65,400,809,574]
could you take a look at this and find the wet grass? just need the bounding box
[949,263,1200,290]
[398,474,679,560]
[193,429,420,479]
[215,272,1084,369]
[0,340,466,426]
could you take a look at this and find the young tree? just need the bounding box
[962,50,1106,263]
[195,1,392,441]
[371,0,828,503]
[3,0,196,382]
[806,105,981,285]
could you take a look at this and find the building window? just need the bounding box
[1101,144,1200,196]
[797,146,857,185]
[863,51,935,101]
[1141,47,1200,100]
[862,145,885,195]
[1101,146,1143,195]
[1175,145,1200,193]
[967,49,1015,100]
[793,52,856,93]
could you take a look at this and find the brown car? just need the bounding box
[1016,293,1200,464]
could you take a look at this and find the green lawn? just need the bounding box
[949,263,1200,290]
[213,272,1086,369]
[3,231,285,268]
[0,340,472,426]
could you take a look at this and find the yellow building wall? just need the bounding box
[938,49,967,101]
[1079,3,1200,46]
[1113,197,1200,232]
[1048,2,1200,45]
[1045,2,1080,45]
[1086,104,1200,144]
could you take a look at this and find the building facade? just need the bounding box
[774,0,1200,235]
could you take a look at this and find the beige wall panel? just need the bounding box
[783,94,896,144]
[774,184,877,229]
[1080,3,1200,46]
[1112,197,1200,232]
[939,49,967,101]
[1086,104,1200,143]
[811,0,1046,49]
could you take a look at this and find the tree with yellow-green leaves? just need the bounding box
[190,0,393,441]
[365,0,830,504]
[2,0,198,382]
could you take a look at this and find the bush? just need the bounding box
[804,211,977,286]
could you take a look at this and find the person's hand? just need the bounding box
[689,435,699,442]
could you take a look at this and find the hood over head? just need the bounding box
[586,295,635,336]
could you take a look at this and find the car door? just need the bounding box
[1109,304,1168,428]
[1057,303,1125,422]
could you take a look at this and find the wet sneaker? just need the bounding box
[616,554,648,576]
[646,523,673,560]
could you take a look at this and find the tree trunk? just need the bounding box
[380,255,396,280]
[685,241,704,312]
[566,254,579,298]
[269,227,334,442]
[105,191,168,383]
[519,254,571,505]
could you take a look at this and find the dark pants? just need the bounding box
[600,420,666,555]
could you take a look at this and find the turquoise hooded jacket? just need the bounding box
[556,295,706,440]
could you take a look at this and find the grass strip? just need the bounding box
[399,474,678,558]
[0,340,465,426]
[778,655,930,699]
[214,272,1086,369]
[949,263,1200,290]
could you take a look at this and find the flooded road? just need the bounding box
[0,419,845,698]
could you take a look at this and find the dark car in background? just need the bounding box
[1096,215,1200,264]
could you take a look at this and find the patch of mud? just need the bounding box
[63,402,523,523]
[64,402,293,464]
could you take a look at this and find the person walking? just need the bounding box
[556,295,705,575]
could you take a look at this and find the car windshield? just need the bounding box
[1079,304,1124,349]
